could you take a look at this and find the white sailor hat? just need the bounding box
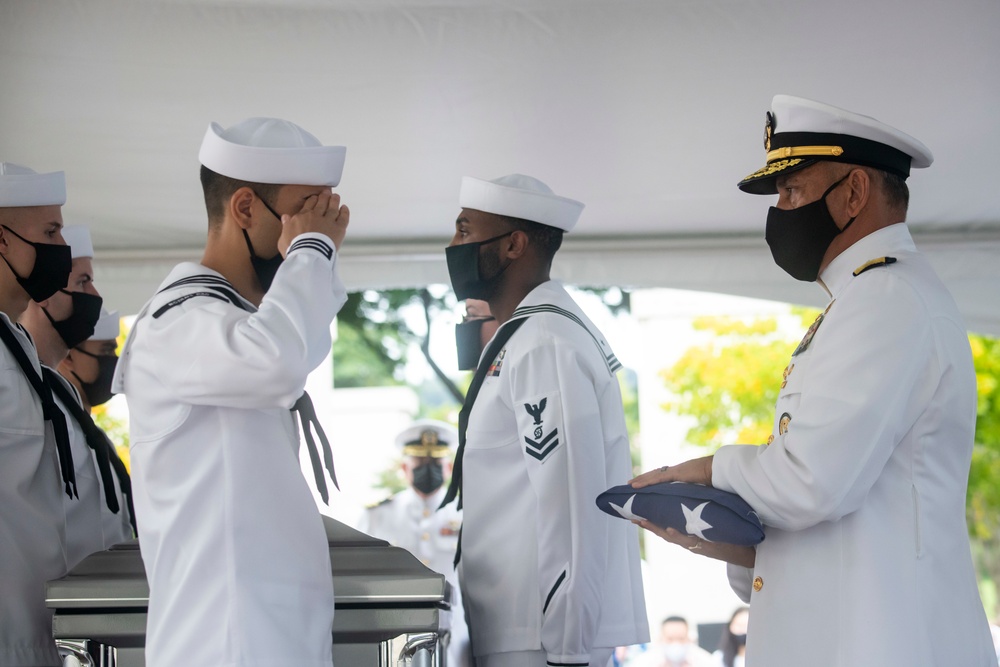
[459,173,585,232]
[89,308,120,341]
[62,226,94,260]
[738,95,934,195]
[198,117,346,187]
[0,162,67,208]
[395,419,458,458]
[597,481,765,546]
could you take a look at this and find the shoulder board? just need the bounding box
[853,256,897,277]
[366,497,393,510]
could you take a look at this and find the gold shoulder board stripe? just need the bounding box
[853,256,897,277]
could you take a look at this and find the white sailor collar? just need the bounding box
[819,223,916,297]
[155,262,256,311]
[511,279,573,312]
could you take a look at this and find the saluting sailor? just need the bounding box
[440,174,649,667]
[631,95,998,667]
[0,162,73,667]
[358,419,470,667]
[113,118,350,667]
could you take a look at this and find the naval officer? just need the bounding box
[113,117,350,667]
[631,95,998,667]
[0,162,72,666]
[440,174,649,667]
[358,419,470,667]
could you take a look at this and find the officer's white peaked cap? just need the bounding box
[396,419,458,458]
[739,95,933,195]
[459,173,585,232]
[0,162,66,208]
[62,225,94,260]
[89,308,120,341]
[198,117,346,187]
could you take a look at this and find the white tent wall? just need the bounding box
[2,0,999,328]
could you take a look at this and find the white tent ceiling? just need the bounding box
[2,0,998,332]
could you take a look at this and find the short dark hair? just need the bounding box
[497,214,564,260]
[663,615,688,626]
[200,165,281,225]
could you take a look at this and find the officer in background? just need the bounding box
[0,161,72,667]
[631,96,998,666]
[358,419,470,667]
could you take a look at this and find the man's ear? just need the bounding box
[845,168,871,218]
[228,187,256,230]
[506,229,531,260]
[61,349,78,374]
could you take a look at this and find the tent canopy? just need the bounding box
[2,0,998,332]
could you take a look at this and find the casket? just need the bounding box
[46,517,451,666]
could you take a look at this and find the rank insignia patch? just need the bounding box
[522,394,562,462]
[487,348,507,377]
[792,300,835,357]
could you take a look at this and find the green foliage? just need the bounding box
[661,314,812,448]
[93,404,131,472]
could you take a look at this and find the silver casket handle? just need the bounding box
[397,632,441,667]
[57,640,96,667]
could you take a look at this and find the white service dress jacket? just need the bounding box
[114,232,346,667]
[458,280,649,665]
[714,224,998,667]
[0,315,68,667]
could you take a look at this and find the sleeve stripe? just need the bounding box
[547,662,589,666]
[288,238,333,260]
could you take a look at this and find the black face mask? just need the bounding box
[1,224,72,302]
[732,633,747,647]
[43,289,103,348]
[445,231,514,300]
[71,348,118,407]
[456,317,496,370]
[412,460,445,495]
[244,193,285,292]
[764,173,856,282]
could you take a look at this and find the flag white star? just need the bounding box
[682,501,713,540]
[609,494,648,522]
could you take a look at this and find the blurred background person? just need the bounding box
[713,607,748,667]
[631,616,714,667]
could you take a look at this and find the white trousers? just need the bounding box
[476,648,614,667]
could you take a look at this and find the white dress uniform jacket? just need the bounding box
[714,224,997,667]
[359,486,469,667]
[458,281,648,665]
[0,315,68,667]
[52,371,131,570]
[114,233,345,667]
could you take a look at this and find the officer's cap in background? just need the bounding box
[597,481,765,546]
[62,226,94,260]
[738,95,933,195]
[459,174,585,232]
[89,308,120,341]
[199,117,346,187]
[396,419,458,458]
[0,162,66,208]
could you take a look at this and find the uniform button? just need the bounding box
[766,435,774,445]
[422,532,430,541]
[753,576,764,592]
[423,509,431,518]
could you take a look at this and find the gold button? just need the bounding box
[422,532,430,541]
[753,576,764,592]
[766,435,774,445]
[423,509,431,518]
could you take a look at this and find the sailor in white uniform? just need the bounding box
[0,162,73,667]
[441,174,649,667]
[631,96,998,667]
[113,118,350,667]
[20,224,133,571]
[358,420,470,667]
[58,305,134,549]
